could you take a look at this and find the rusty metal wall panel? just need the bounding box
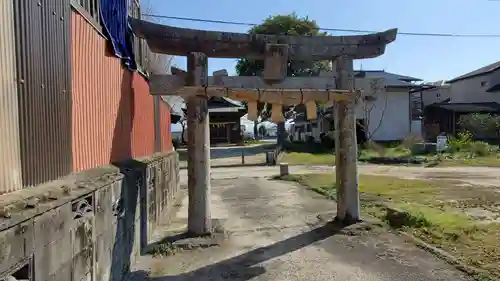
[159,101,173,152]
[13,0,73,187]
[131,73,155,158]
[71,11,134,172]
[0,1,23,194]
[153,96,161,153]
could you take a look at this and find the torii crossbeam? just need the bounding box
[129,18,397,234]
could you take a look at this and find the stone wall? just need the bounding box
[0,152,179,281]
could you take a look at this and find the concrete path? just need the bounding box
[131,176,473,281]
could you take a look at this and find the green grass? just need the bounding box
[280,152,335,165]
[278,173,500,279]
[243,139,268,145]
[359,146,412,158]
[280,149,500,168]
[279,146,412,166]
[280,139,500,168]
[279,147,412,166]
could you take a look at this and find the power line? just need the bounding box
[141,14,500,38]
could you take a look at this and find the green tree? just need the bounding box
[236,14,332,144]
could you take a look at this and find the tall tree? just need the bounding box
[235,14,332,144]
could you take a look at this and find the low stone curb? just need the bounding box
[398,231,496,281]
[380,205,496,280]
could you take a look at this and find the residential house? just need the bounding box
[418,81,452,106]
[421,61,500,139]
[446,61,500,103]
[290,70,422,143]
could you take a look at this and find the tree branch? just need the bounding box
[358,81,387,141]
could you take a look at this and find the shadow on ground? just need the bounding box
[130,220,344,280]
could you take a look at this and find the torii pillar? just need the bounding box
[333,56,360,224]
[186,52,211,235]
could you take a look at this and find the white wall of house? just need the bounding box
[361,88,412,141]
[411,120,422,137]
[290,88,413,142]
[449,73,500,103]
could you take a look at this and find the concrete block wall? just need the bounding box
[0,152,179,281]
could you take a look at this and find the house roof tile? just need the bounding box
[446,61,500,83]
[354,70,421,87]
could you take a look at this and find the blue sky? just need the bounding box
[143,0,500,133]
[145,0,500,82]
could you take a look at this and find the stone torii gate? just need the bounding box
[129,18,397,235]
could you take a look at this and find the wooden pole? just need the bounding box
[186,52,212,235]
[333,55,360,224]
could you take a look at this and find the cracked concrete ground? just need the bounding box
[129,173,475,281]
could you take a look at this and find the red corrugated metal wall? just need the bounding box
[131,73,155,158]
[159,101,173,152]
[71,11,162,172]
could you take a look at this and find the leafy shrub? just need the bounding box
[447,131,498,157]
[447,131,473,153]
[365,140,387,157]
[393,146,411,156]
[458,113,500,138]
[469,141,496,157]
[402,134,424,150]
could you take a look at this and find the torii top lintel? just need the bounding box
[129,18,398,60]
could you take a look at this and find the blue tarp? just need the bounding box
[99,0,137,70]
